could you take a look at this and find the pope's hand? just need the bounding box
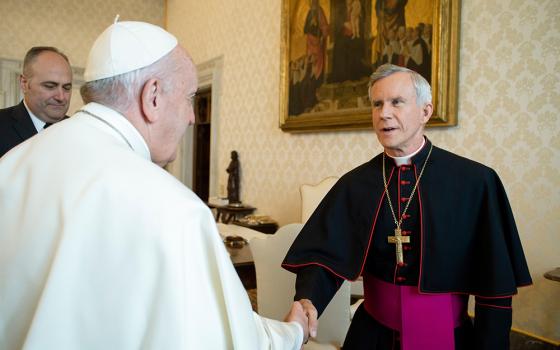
[284,301,309,345]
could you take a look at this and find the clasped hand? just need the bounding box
[284,299,318,347]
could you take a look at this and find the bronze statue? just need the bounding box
[226,150,240,204]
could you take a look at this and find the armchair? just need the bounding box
[250,223,351,349]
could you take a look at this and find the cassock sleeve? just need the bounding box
[252,312,304,350]
[474,296,512,349]
[295,265,343,316]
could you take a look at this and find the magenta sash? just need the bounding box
[363,274,466,350]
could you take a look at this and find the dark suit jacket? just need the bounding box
[0,101,38,158]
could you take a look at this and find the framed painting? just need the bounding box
[279,0,460,132]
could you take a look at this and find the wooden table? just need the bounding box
[232,220,278,234]
[208,203,256,224]
[544,267,560,282]
[219,223,267,290]
[226,243,256,290]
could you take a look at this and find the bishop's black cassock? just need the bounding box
[282,139,532,349]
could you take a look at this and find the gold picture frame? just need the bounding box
[279,0,460,132]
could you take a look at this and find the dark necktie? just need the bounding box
[43,123,52,129]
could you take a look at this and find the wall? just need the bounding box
[167,0,560,342]
[0,0,164,67]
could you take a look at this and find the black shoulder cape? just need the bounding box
[283,141,532,297]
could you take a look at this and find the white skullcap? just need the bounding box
[84,21,178,82]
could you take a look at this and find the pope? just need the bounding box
[0,21,309,349]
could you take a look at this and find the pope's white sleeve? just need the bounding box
[252,311,304,350]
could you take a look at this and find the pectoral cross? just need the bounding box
[387,228,410,264]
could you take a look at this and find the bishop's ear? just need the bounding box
[141,78,161,123]
[422,102,433,123]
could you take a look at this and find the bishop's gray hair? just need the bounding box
[80,49,181,114]
[368,64,432,106]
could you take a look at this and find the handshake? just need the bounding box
[284,299,318,347]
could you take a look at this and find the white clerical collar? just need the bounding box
[387,138,426,166]
[79,102,151,161]
[23,100,47,132]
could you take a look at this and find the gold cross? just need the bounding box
[387,228,410,265]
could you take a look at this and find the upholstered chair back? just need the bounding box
[250,223,351,348]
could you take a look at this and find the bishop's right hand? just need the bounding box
[297,299,318,342]
[298,299,318,339]
[284,301,310,346]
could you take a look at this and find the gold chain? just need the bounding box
[382,144,433,230]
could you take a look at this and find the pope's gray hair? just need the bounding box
[368,64,432,106]
[80,49,180,114]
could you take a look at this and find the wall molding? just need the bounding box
[174,55,224,197]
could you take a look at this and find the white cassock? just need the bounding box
[0,102,303,350]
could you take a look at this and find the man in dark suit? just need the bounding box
[0,46,72,157]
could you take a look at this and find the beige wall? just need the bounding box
[0,0,164,68]
[167,0,560,342]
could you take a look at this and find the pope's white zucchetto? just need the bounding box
[84,21,178,82]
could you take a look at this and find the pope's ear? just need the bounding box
[140,78,161,123]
